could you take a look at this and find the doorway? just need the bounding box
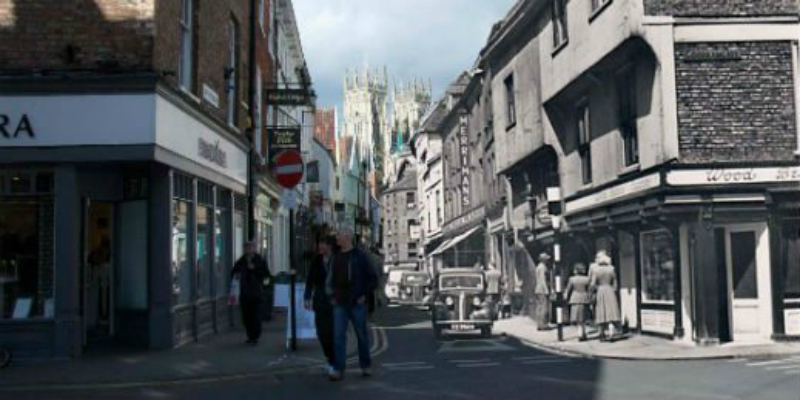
[720,223,774,343]
[83,201,115,344]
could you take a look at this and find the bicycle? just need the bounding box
[0,347,10,368]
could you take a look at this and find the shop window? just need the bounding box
[0,195,54,319]
[640,229,675,303]
[172,200,192,305]
[730,231,758,299]
[783,224,800,299]
[233,211,245,261]
[227,17,241,127]
[552,0,568,51]
[196,206,213,299]
[577,102,592,184]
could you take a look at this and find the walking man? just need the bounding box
[328,228,377,381]
[534,252,552,331]
[304,235,337,374]
[232,242,272,345]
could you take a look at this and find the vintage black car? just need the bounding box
[431,269,494,338]
[397,271,432,307]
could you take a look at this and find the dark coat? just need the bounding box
[304,253,333,311]
[330,248,378,306]
[232,253,272,301]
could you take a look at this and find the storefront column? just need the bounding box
[691,211,723,345]
[671,224,684,339]
[53,165,83,357]
[148,165,173,349]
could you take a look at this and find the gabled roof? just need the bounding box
[384,166,417,194]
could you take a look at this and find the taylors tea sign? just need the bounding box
[459,113,470,208]
[268,126,301,160]
[0,114,35,138]
[198,138,228,168]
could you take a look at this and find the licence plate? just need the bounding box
[452,323,475,331]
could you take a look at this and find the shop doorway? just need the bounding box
[720,223,773,343]
[83,201,115,344]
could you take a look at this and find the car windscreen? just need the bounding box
[402,274,430,285]
[439,274,483,290]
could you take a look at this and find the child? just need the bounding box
[565,262,591,341]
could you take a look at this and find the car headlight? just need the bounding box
[445,296,454,307]
[472,297,482,307]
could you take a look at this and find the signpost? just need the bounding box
[273,149,305,352]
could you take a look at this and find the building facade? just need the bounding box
[381,164,420,270]
[0,0,259,358]
[455,0,799,345]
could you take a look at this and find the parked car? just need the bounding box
[385,269,410,303]
[397,271,432,307]
[431,268,494,338]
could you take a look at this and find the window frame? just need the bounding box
[504,74,516,130]
[617,65,640,168]
[576,100,592,185]
[551,0,569,54]
[589,0,613,22]
[179,0,198,93]
[639,228,677,305]
[227,16,240,128]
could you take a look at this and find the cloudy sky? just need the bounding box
[293,0,517,109]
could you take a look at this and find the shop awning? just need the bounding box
[428,238,454,257]
[430,226,482,256]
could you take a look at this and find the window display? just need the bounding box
[172,200,192,305]
[197,206,212,299]
[640,229,675,303]
[215,208,230,298]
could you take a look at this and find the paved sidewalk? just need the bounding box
[494,316,800,360]
[0,310,330,389]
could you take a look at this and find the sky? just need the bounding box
[293,0,517,110]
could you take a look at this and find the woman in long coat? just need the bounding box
[589,251,621,341]
[565,262,591,341]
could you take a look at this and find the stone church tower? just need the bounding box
[385,78,431,185]
[342,66,390,184]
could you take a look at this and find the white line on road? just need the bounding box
[456,362,501,368]
[520,359,573,365]
[385,365,436,372]
[447,359,492,363]
[513,355,564,361]
[766,364,800,371]
[382,361,430,367]
[786,370,799,375]
[746,358,800,367]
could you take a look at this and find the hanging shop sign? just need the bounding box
[666,166,800,186]
[265,87,313,106]
[459,113,471,208]
[0,114,35,138]
[267,126,301,162]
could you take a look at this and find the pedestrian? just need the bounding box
[485,263,502,316]
[328,228,378,381]
[590,251,621,341]
[304,235,337,374]
[534,252,552,331]
[231,241,272,345]
[565,262,591,341]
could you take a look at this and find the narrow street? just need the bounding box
[5,306,797,400]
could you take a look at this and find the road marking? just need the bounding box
[513,355,564,361]
[385,365,436,372]
[447,359,491,363]
[746,358,800,367]
[382,361,429,367]
[520,359,573,365]
[766,364,800,371]
[438,340,515,353]
[457,362,501,368]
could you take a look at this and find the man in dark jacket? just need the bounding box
[304,235,337,373]
[328,228,377,381]
[232,242,272,344]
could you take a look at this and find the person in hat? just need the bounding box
[231,241,272,344]
[590,250,621,341]
[534,252,552,330]
[565,262,591,341]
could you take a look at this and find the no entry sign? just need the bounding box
[273,150,304,189]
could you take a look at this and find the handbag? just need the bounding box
[228,276,241,305]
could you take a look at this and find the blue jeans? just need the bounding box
[333,303,371,372]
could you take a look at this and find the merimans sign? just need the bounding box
[0,114,35,138]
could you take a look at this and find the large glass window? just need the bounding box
[215,209,230,299]
[552,0,568,50]
[196,206,212,299]
[618,65,639,167]
[234,212,245,261]
[577,102,592,184]
[0,198,53,319]
[784,223,800,300]
[640,230,675,303]
[179,0,198,92]
[504,74,516,128]
[172,201,192,305]
[730,231,758,299]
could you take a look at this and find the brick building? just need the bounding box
[0,0,274,358]
[314,107,337,154]
[444,0,799,345]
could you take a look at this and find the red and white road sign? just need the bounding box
[273,150,304,189]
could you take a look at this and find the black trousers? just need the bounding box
[240,298,263,341]
[314,303,335,366]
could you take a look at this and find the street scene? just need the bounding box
[0,0,799,399]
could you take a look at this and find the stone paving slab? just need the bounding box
[494,316,800,360]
